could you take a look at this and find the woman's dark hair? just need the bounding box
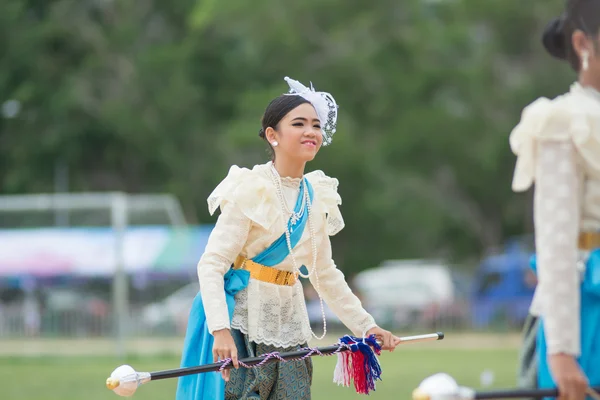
[542,0,600,71]
[258,94,310,160]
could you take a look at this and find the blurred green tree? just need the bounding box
[0,0,576,275]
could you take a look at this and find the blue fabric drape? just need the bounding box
[530,250,600,399]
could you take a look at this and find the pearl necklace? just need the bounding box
[269,163,327,340]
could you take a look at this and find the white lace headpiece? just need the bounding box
[283,76,338,146]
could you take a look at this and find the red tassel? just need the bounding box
[345,351,353,385]
[352,350,367,394]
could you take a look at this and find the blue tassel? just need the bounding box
[336,334,383,394]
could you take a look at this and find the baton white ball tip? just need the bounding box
[106,364,139,397]
[106,377,120,390]
[412,387,432,400]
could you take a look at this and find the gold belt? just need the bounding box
[233,255,297,286]
[579,232,600,251]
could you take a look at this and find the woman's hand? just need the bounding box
[549,353,588,400]
[212,329,239,382]
[366,326,402,351]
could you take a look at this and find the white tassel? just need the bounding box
[333,353,344,385]
[333,352,351,387]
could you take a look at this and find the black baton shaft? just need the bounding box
[150,345,343,381]
[476,386,600,399]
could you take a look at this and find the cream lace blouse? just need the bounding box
[196,162,377,348]
[510,82,600,356]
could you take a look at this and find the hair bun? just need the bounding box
[542,16,568,60]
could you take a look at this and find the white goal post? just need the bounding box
[0,192,187,358]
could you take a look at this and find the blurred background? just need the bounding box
[0,0,577,399]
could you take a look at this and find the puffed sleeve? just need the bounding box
[198,165,277,333]
[533,140,582,356]
[207,165,279,230]
[509,96,591,192]
[305,170,345,236]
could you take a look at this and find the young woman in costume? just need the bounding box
[176,77,401,400]
[510,1,600,399]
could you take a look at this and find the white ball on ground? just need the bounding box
[413,373,476,400]
[419,372,459,395]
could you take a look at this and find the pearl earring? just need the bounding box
[583,50,590,71]
[271,141,278,147]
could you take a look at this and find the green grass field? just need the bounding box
[1,343,520,400]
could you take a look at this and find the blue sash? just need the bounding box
[175,179,314,400]
[529,251,600,399]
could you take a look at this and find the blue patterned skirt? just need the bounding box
[224,329,313,400]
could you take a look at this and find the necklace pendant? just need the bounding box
[290,213,299,225]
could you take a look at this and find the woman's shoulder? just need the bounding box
[305,169,345,236]
[509,84,600,191]
[510,94,569,141]
[305,169,339,191]
[510,84,599,148]
[207,163,279,229]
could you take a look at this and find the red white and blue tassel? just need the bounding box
[333,334,383,394]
